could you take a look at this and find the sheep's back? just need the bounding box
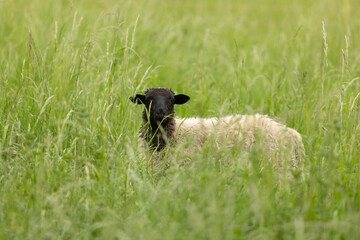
[174,114,304,165]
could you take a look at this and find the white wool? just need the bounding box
[172,114,304,169]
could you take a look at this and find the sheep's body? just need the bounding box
[175,114,302,146]
[172,114,304,167]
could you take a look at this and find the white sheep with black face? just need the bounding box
[131,87,304,170]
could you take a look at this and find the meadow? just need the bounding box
[0,0,359,239]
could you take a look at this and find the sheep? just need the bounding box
[130,87,304,171]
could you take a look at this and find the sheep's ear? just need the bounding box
[174,94,190,105]
[130,94,146,104]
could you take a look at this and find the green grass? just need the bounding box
[1,0,360,239]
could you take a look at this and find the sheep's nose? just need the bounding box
[155,110,166,121]
[156,109,165,115]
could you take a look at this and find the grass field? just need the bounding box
[1,0,360,239]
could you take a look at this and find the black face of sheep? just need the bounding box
[131,88,190,127]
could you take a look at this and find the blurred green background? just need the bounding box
[0,0,359,239]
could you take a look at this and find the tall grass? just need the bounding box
[1,0,359,239]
